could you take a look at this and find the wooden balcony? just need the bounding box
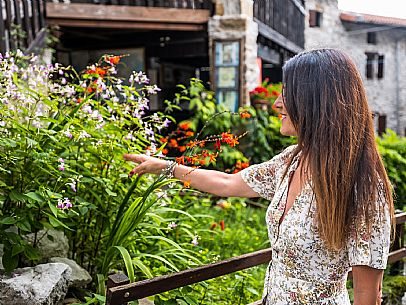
[0,0,46,54]
[45,0,214,31]
[254,0,305,54]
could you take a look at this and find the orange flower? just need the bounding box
[199,159,206,166]
[219,220,225,231]
[202,150,209,157]
[199,140,206,148]
[278,114,283,120]
[183,181,191,188]
[106,55,121,65]
[240,112,251,119]
[87,87,94,93]
[185,131,194,137]
[241,162,249,169]
[209,153,217,163]
[179,122,191,131]
[77,98,83,104]
[160,137,168,143]
[176,156,185,165]
[210,223,217,230]
[162,148,169,155]
[271,90,280,97]
[178,146,186,153]
[95,67,106,77]
[169,139,178,148]
[186,140,198,148]
[228,137,239,147]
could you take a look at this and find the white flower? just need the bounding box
[168,222,177,229]
[79,130,91,139]
[191,235,200,246]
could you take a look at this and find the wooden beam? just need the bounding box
[395,211,406,224]
[46,19,206,31]
[106,248,272,305]
[45,3,210,24]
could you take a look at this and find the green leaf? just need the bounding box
[132,257,153,279]
[25,192,44,203]
[48,201,59,218]
[12,244,25,256]
[9,190,27,202]
[0,216,17,225]
[43,212,72,230]
[24,245,40,261]
[16,219,31,232]
[114,246,135,282]
[96,274,106,296]
[105,188,117,197]
[2,249,18,272]
[183,296,198,305]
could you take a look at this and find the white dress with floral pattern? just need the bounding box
[240,145,391,305]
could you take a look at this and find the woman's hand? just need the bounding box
[123,154,167,177]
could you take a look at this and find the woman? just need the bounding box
[124,49,394,304]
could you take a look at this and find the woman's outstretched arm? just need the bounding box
[123,154,258,198]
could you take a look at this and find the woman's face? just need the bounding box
[273,94,298,136]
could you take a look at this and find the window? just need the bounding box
[366,53,375,79]
[309,10,322,27]
[365,52,385,79]
[214,41,241,112]
[367,32,377,44]
[378,55,384,79]
[378,115,387,136]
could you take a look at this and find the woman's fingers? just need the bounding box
[123,154,146,163]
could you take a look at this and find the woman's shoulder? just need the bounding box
[270,144,298,163]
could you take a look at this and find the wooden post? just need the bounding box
[106,274,130,305]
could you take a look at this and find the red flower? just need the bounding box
[210,223,217,230]
[214,139,221,150]
[219,220,225,231]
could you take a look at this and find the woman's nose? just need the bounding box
[272,95,283,112]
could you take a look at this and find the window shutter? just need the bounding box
[378,55,384,79]
[309,10,317,27]
[365,53,374,79]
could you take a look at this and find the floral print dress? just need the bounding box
[240,145,391,305]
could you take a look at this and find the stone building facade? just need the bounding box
[304,0,406,135]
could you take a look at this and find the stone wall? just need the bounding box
[305,0,406,135]
[209,0,259,106]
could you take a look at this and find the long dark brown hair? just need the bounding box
[282,49,394,250]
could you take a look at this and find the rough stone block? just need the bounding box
[0,263,72,305]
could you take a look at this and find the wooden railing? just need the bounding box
[45,0,214,10]
[0,0,46,54]
[254,0,305,52]
[106,211,406,305]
